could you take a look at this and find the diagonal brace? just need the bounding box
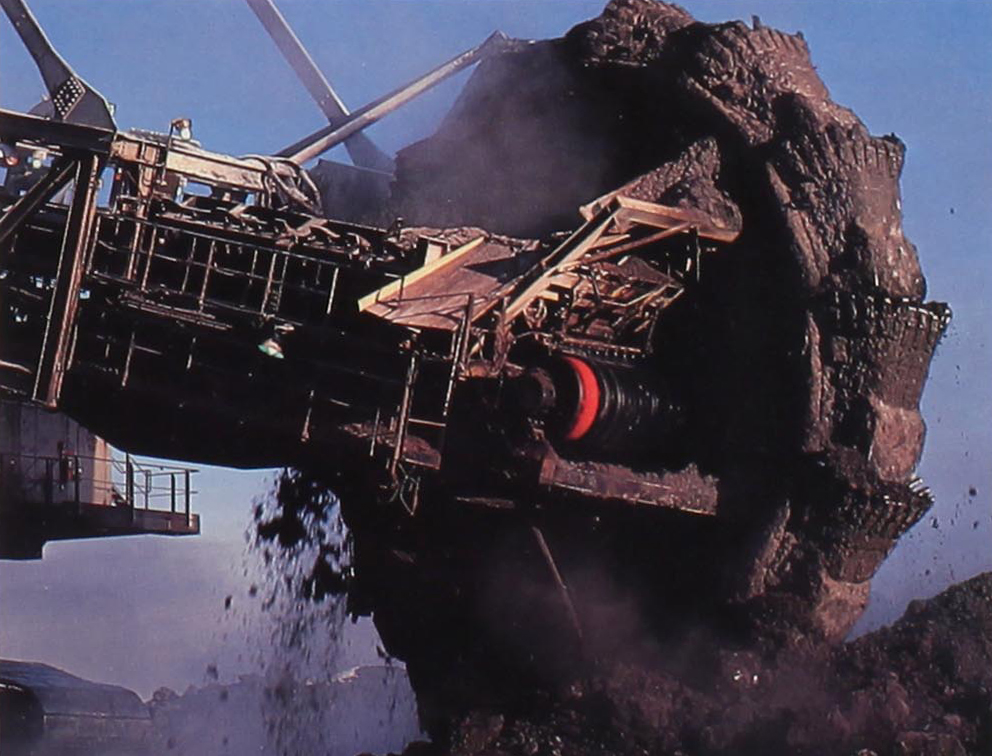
[0,156,76,247]
[32,153,102,407]
[245,0,393,172]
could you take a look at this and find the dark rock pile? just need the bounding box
[396,572,992,755]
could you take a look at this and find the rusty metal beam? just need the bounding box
[530,524,584,643]
[503,203,617,323]
[245,0,393,173]
[566,222,693,268]
[357,235,485,313]
[164,145,269,192]
[0,156,75,247]
[32,153,102,407]
[585,194,739,244]
[389,349,419,479]
[281,31,513,165]
[0,108,114,154]
[538,453,719,515]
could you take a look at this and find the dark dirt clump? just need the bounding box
[383,573,992,756]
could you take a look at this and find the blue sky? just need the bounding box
[0,0,989,696]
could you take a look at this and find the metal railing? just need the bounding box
[0,450,197,522]
[91,210,345,325]
[114,454,196,521]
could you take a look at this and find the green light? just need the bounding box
[257,338,284,359]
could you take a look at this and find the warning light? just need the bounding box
[170,117,193,141]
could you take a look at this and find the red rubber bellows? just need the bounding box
[562,356,600,441]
